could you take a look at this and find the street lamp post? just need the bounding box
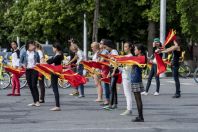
[160,0,166,77]
[83,13,88,60]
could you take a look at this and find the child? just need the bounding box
[131,44,146,122]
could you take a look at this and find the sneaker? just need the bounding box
[35,102,41,107]
[69,91,79,96]
[103,105,113,111]
[7,93,14,96]
[112,104,117,109]
[141,91,148,96]
[120,110,132,116]
[14,94,21,96]
[172,94,181,98]
[28,103,35,106]
[153,92,159,96]
[50,107,61,111]
[132,117,144,122]
[39,100,45,103]
[78,95,85,98]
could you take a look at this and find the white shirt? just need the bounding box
[109,49,118,55]
[92,51,99,61]
[37,50,44,60]
[27,51,35,69]
[11,51,20,67]
[121,54,133,79]
[76,49,84,65]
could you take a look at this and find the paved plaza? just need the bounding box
[0,78,198,132]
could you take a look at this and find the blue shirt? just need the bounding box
[131,65,142,83]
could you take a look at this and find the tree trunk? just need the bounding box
[92,0,99,42]
[147,21,156,57]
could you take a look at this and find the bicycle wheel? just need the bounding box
[0,72,11,89]
[58,79,71,89]
[179,64,191,78]
[44,77,51,88]
[193,68,198,83]
[19,74,27,89]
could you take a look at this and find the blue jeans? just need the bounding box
[76,64,84,96]
[103,83,110,100]
[146,64,160,92]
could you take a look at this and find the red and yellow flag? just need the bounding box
[36,64,63,76]
[154,53,167,75]
[4,66,25,77]
[115,56,146,67]
[61,69,87,87]
[162,29,176,48]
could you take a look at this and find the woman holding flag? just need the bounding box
[20,41,40,107]
[157,36,182,98]
[91,42,103,102]
[131,44,146,122]
[120,42,134,116]
[103,39,119,110]
[142,38,162,96]
[7,41,21,96]
[35,42,46,103]
[46,42,64,111]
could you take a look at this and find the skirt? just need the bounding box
[131,82,144,93]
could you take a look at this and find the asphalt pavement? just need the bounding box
[0,78,198,132]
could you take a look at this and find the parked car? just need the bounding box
[20,44,54,57]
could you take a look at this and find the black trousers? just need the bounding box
[51,74,60,107]
[39,75,45,101]
[145,64,160,92]
[172,66,180,95]
[109,68,119,106]
[26,69,39,103]
[110,75,118,105]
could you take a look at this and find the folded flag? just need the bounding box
[4,66,25,77]
[154,53,167,75]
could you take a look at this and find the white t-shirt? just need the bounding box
[76,49,84,65]
[121,54,133,79]
[109,49,118,55]
[37,50,44,60]
[27,51,35,69]
[92,51,99,61]
[12,51,20,67]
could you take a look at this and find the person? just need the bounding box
[68,43,85,98]
[142,38,162,96]
[131,44,146,122]
[67,39,79,96]
[157,36,181,98]
[103,39,119,110]
[120,42,134,116]
[99,39,110,106]
[91,42,103,102]
[20,41,40,107]
[35,42,45,103]
[7,41,21,96]
[47,42,64,111]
